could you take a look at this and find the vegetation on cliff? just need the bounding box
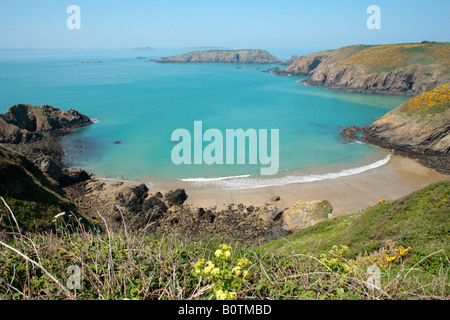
[397,82,450,115]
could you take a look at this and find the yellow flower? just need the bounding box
[215,289,227,300]
[203,261,215,274]
[215,249,224,258]
[232,266,242,276]
[237,257,252,267]
[219,244,232,251]
[210,267,221,276]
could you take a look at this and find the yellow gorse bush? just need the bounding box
[338,43,450,73]
[399,83,449,114]
[355,241,412,269]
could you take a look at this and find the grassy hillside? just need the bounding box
[0,181,448,299]
[263,180,450,267]
[337,42,450,74]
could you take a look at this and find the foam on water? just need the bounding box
[181,155,391,190]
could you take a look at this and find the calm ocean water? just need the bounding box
[0,49,407,188]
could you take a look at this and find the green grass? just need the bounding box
[262,180,450,277]
[0,180,448,300]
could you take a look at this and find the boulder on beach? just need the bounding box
[281,200,333,233]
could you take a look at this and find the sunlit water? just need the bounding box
[0,49,407,188]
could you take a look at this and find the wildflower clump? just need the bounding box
[193,244,252,300]
[319,245,353,275]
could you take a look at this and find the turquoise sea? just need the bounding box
[0,49,408,189]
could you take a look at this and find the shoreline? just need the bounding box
[94,154,448,216]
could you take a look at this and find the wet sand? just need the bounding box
[170,155,448,215]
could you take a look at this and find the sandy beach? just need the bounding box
[96,155,448,217]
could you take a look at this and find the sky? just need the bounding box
[0,0,449,52]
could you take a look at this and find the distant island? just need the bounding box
[132,47,154,51]
[152,49,280,64]
[276,42,450,96]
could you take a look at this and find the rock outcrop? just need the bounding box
[278,43,450,96]
[0,104,92,144]
[280,200,333,233]
[154,49,280,64]
[164,189,188,206]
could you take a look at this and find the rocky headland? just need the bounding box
[277,42,450,96]
[0,104,92,144]
[340,83,450,174]
[152,49,280,64]
[0,104,92,186]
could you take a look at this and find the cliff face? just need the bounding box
[156,49,280,64]
[0,145,92,231]
[0,104,92,143]
[279,43,450,96]
[362,83,450,173]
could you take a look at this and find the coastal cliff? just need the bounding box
[278,42,450,96]
[0,104,92,186]
[0,145,92,231]
[341,83,450,174]
[154,49,280,64]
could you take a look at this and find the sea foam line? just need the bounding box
[181,174,251,182]
[181,155,391,190]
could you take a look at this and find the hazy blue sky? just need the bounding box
[0,0,448,51]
